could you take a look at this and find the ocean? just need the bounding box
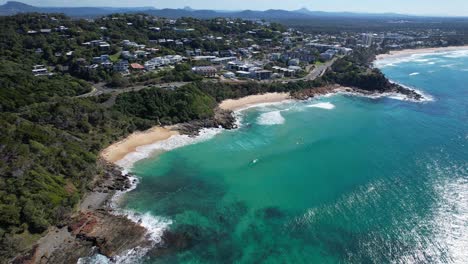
[111,50,467,263]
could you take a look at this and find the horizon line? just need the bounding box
[2,1,467,18]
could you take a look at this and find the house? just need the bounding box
[135,50,147,58]
[130,63,145,71]
[166,55,183,64]
[192,66,217,77]
[101,61,113,69]
[272,66,295,77]
[253,70,272,80]
[270,53,281,61]
[57,26,68,32]
[220,50,236,57]
[236,71,251,78]
[288,59,300,66]
[320,49,337,61]
[32,65,52,76]
[144,55,183,70]
[122,40,139,48]
[113,60,129,73]
[288,66,303,73]
[122,51,136,60]
[193,56,217,61]
[99,42,111,50]
[223,71,236,79]
[210,57,237,65]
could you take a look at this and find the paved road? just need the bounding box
[77,81,189,98]
[296,57,337,81]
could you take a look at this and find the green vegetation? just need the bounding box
[323,48,395,92]
[0,60,91,112]
[115,84,216,124]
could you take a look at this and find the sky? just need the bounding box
[4,0,468,16]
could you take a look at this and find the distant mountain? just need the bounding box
[293,7,412,18]
[0,1,156,17]
[144,8,323,20]
[0,1,38,14]
[0,1,421,19]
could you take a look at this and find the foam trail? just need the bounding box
[307,102,336,110]
[409,72,420,76]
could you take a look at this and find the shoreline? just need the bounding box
[376,45,468,60]
[219,92,291,111]
[101,126,179,164]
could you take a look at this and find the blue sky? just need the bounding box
[5,0,468,16]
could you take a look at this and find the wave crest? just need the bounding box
[257,111,285,125]
[116,128,223,170]
[307,102,336,110]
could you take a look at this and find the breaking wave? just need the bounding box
[257,110,285,125]
[306,102,336,110]
[116,128,223,170]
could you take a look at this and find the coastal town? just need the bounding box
[25,13,465,91]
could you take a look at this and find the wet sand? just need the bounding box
[101,127,179,163]
[219,92,291,111]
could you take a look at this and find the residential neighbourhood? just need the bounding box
[25,13,463,87]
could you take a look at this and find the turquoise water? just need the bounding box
[123,50,468,263]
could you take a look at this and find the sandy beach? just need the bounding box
[101,126,179,163]
[219,92,291,111]
[376,45,468,60]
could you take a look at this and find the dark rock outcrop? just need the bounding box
[175,107,237,136]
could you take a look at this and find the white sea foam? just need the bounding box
[409,72,420,76]
[414,58,430,63]
[307,102,336,110]
[441,63,459,68]
[374,53,433,68]
[374,48,468,68]
[78,205,172,264]
[86,172,173,264]
[257,110,285,125]
[116,128,223,170]
[442,49,468,58]
[336,87,434,103]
